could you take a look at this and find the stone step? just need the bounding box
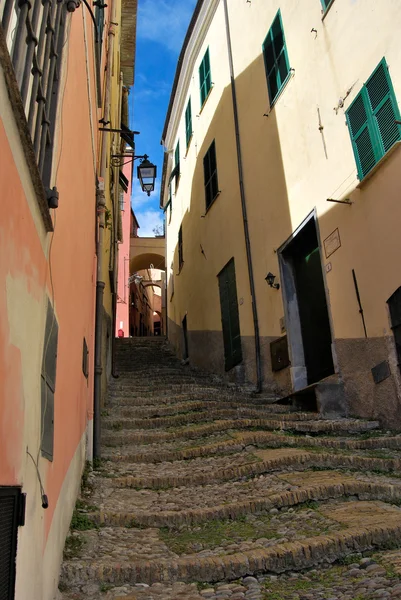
[104,400,291,419]
[80,471,401,528]
[92,448,400,490]
[100,430,401,463]
[102,418,380,446]
[60,500,401,587]
[102,409,319,431]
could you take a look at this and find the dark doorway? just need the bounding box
[387,286,401,372]
[218,258,242,371]
[281,217,334,386]
[182,315,189,360]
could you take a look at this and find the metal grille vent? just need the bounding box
[0,489,20,600]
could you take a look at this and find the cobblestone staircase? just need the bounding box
[60,338,401,600]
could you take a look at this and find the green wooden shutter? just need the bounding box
[366,59,401,154]
[203,140,219,209]
[262,10,290,105]
[218,259,242,371]
[346,59,401,180]
[346,93,376,179]
[185,98,192,148]
[199,48,211,107]
[174,141,180,188]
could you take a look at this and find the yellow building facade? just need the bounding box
[161,0,401,427]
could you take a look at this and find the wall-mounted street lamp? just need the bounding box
[111,153,157,196]
[265,272,280,290]
[137,156,157,196]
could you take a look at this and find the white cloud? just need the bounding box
[135,209,164,237]
[131,178,160,211]
[134,76,171,101]
[137,0,197,53]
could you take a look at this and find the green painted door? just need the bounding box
[218,259,242,371]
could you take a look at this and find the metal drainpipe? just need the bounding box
[93,15,116,460]
[222,0,262,393]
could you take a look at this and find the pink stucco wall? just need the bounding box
[115,160,134,337]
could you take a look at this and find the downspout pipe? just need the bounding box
[94,16,116,460]
[222,0,262,393]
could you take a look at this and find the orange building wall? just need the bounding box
[0,3,101,596]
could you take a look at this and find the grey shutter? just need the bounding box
[41,301,58,461]
[218,259,242,371]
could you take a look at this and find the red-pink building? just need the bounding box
[116,159,135,338]
[0,0,137,596]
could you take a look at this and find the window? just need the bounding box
[178,225,183,270]
[203,140,219,210]
[82,338,89,379]
[185,98,193,148]
[262,10,290,105]
[199,48,212,107]
[320,0,334,11]
[41,301,58,461]
[218,259,242,371]
[1,0,69,193]
[168,184,172,222]
[175,141,180,189]
[346,59,401,180]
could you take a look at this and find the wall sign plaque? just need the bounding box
[323,228,341,258]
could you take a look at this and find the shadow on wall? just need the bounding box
[168,52,293,393]
[167,51,401,428]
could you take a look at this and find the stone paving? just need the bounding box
[59,338,401,600]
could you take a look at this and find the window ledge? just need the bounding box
[204,190,221,215]
[322,0,336,21]
[357,141,401,189]
[199,85,214,116]
[266,70,294,113]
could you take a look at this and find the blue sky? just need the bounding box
[129,0,197,236]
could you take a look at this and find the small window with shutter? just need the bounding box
[41,301,58,461]
[199,48,212,108]
[203,140,219,210]
[185,98,193,149]
[178,226,183,271]
[262,10,290,105]
[346,58,401,180]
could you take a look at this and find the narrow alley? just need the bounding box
[60,338,401,600]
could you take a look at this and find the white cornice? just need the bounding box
[163,0,220,151]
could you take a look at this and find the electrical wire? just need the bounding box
[26,210,57,510]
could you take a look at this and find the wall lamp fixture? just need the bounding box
[265,272,280,290]
[111,154,157,196]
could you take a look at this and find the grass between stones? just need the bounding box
[63,534,85,559]
[158,504,343,555]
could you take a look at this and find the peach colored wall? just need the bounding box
[0,1,100,596]
[116,163,133,337]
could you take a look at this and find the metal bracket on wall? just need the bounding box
[326,198,352,205]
